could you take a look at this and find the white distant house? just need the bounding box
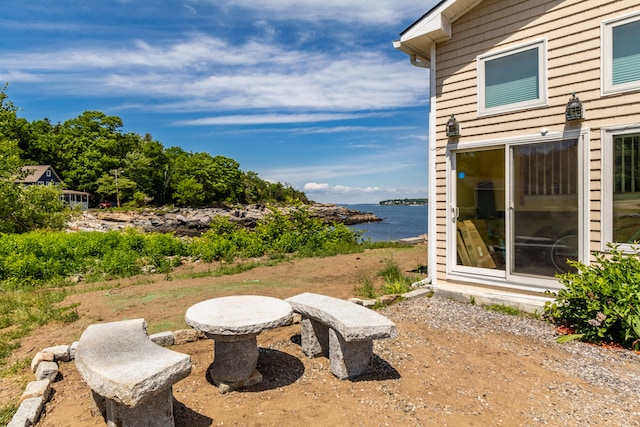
[17,165,91,210]
[394,1,640,296]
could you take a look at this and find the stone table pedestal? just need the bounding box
[185,295,292,393]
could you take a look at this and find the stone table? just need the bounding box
[185,295,292,392]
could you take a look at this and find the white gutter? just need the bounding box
[403,46,437,288]
[410,54,430,69]
[427,42,437,287]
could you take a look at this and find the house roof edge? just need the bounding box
[394,0,483,59]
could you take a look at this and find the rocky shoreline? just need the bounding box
[66,204,381,237]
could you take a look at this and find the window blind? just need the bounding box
[613,20,640,86]
[485,47,539,109]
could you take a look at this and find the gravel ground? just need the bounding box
[379,296,640,426]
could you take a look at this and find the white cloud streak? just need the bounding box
[175,113,379,126]
[212,0,429,26]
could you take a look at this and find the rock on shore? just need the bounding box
[66,204,381,237]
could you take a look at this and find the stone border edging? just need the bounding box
[8,287,433,426]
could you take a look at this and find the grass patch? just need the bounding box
[0,403,18,426]
[0,289,78,366]
[0,357,30,377]
[484,303,538,318]
[379,259,416,295]
[355,277,378,299]
[484,304,522,316]
[355,258,423,300]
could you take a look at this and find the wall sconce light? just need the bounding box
[446,114,460,137]
[565,92,584,121]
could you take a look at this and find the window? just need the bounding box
[477,40,547,115]
[603,127,640,247]
[602,12,640,94]
[45,170,51,177]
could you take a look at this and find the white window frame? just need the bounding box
[602,11,640,96]
[601,125,640,251]
[477,39,548,116]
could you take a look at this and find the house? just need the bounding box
[394,1,640,299]
[18,165,91,210]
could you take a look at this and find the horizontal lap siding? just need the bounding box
[431,0,640,282]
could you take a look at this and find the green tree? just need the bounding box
[0,87,69,233]
[95,171,138,206]
[174,176,204,207]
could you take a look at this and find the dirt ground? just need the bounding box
[3,244,639,426]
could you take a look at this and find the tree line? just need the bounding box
[1,86,309,210]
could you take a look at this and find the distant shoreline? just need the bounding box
[379,198,427,206]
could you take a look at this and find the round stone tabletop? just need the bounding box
[185,295,293,336]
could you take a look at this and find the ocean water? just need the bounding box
[345,204,428,242]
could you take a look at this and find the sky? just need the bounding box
[0,0,435,205]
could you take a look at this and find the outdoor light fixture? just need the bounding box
[446,114,460,137]
[565,92,584,121]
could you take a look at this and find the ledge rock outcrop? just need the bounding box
[67,204,381,237]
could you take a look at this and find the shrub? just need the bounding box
[545,245,640,349]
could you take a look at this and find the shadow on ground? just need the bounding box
[173,399,214,427]
[204,348,306,393]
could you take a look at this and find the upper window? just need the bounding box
[45,170,51,177]
[477,40,547,115]
[602,12,640,95]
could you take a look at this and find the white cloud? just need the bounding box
[303,182,331,191]
[175,113,376,126]
[214,0,430,26]
[303,182,385,197]
[1,31,428,113]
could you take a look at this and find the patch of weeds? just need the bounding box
[355,277,378,299]
[485,304,521,316]
[382,280,412,295]
[371,299,387,310]
[378,259,414,295]
[0,357,30,377]
[0,402,18,426]
[0,289,78,367]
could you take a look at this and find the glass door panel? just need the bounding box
[455,149,505,270]
[511,140,579,276]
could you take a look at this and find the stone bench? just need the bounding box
[285,292,397,379]
[75,319,192,427]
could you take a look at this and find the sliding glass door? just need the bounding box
[453,138,580,280]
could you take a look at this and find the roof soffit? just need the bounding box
[394,0,484,59]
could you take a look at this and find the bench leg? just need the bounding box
[300,317,329,358]
[104,386,176,427]
[329,329,373,380]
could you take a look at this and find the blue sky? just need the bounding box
[1,0,434,204]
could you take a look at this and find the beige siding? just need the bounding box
[431,0,640,288]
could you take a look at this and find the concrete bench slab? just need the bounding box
[75,318,191,427]
[285,292,397,379]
